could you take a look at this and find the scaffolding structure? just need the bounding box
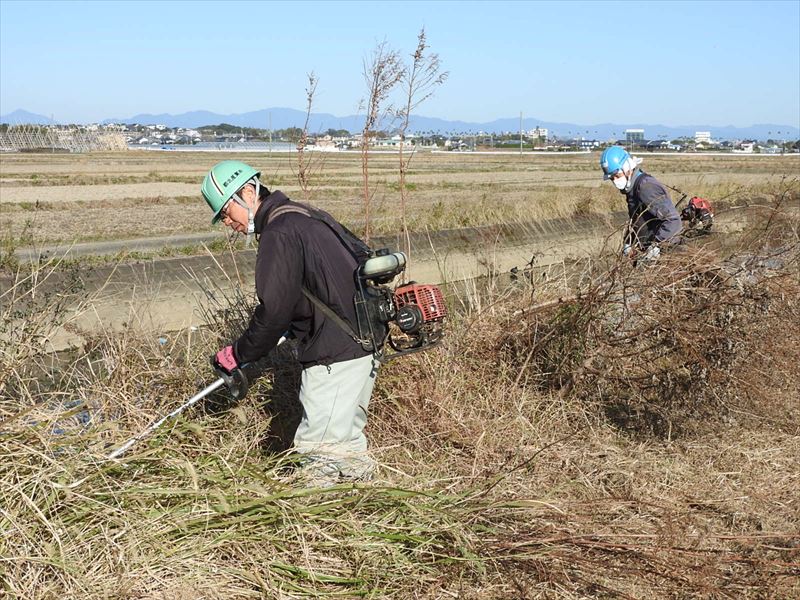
[0,124,127,153]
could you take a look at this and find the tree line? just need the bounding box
[196,124,353,142]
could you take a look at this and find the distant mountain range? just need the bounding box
[2,107,798,141]
[1,109,56,125]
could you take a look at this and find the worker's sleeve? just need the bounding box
[638,180,683,245]
[234,230,304,364]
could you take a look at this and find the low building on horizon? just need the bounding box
[695,131,713,144]
[625,129,645,144]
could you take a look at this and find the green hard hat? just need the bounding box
[201,160,260,224]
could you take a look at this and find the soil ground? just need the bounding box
[2,150,797,245]
[2,207,759,352]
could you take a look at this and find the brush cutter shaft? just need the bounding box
[107,334,288,460]
[107,378,226,459]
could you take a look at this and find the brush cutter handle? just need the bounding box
[106,333,289,460]
[210,333,290,399]
[212,362,249,401]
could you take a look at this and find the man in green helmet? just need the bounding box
[202,160,379,486]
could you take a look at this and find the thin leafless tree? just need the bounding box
[360,41,404,244]
[296,72,318,199]
[395,28,448,270]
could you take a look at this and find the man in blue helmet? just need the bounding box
[600,146,683,260]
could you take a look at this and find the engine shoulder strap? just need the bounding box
[268,203,312,223]
[266,201,375,351]
[266,201,371,262]
[301,287,372,350]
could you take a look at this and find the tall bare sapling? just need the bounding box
[396,28,448,268]
[296,72,318,199]
[360,41,404,244]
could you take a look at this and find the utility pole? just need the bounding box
[268,112,272,154]
[519,111,523,155]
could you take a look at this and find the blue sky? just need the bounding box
[1,0,798,127]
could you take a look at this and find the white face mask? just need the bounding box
[613,176,628,191]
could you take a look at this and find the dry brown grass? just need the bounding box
[1,166,799,597]
[1,150,798,248]
[367,196,800,597]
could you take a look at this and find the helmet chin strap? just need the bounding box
[231,177,261,239]
[250,177,261,235]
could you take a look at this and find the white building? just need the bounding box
[625,129,645,143]
[374,136,414,149]
[528,127,548,140]
[695,131,713,144]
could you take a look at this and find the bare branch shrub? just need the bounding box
[295,71,318,199]
[495,196,800,439]
[396,28,448,269]
[360,41,404,244]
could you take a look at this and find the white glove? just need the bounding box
[641,245,661,261]
[622,243,633,257]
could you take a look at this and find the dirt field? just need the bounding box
[1,150,798,247]
[4,148,793,351]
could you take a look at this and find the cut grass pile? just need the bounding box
[1,196,798,598]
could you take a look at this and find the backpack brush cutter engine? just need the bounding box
[680,196,714,234]
[355,249,447,359]
[668,184,715,237]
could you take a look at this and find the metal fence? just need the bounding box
[0,124,127,153]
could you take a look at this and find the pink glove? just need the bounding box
[214,345,238,374]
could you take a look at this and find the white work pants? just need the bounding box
[294,354,378,478]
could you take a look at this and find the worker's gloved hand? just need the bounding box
[622,243,633,257]
[641,245,661,262]
[213,345,238,374]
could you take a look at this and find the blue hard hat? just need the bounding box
[600,146,630,180]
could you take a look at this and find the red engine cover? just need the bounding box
[394,284,447,322]
[689,196,713,212]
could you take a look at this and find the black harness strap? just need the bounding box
[267,201,370,261]
[300,288,371,348]
[267,202,374,349]
[268,203,311,223]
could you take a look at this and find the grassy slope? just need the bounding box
[1,194,798,598]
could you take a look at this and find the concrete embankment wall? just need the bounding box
[3,209,757,353]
